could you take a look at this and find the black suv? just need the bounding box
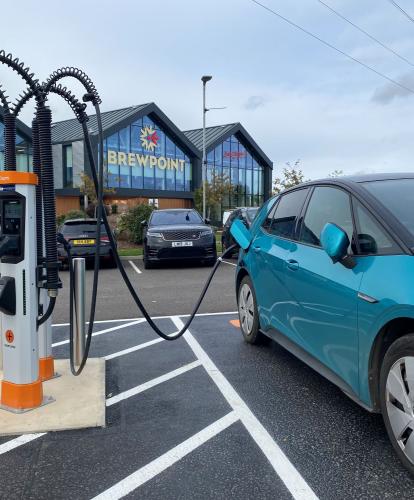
[142,209,216,269]
[57,218,116,268]
[221,207,258,257]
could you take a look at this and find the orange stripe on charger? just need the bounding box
[0,171,38,186]
[39,357,55,381]
[229,319,240,328]
[1,379,43,409]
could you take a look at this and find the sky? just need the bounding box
[1,0,414,180]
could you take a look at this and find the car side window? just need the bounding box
[262,201,278,231]
[268,188,309,239]
[353,198,400,255]
[300,187,354,250]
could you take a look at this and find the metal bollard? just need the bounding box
[72,258,86,367]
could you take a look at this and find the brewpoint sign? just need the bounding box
[107,125,185,172]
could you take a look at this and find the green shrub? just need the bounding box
[56,209,87,228]
[118,203,155,244]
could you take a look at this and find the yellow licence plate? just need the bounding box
[73,239,95,245]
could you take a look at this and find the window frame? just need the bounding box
[294,183,403,257]
[261,187,310,241]
[351,195,403,257]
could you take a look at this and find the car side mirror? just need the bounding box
[141,220,147,227]
[230,219,252,250]
[320,223,356,269]
[204,218,211,225]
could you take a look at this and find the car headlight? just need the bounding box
[200,229,213,237]
[147,232,163,238]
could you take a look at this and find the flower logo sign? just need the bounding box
[140,126,159,153]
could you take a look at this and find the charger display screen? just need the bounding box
[4,202,21,219]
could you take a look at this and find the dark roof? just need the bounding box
[51,104,150,143]
[184,124,236,150]
[184,122,273,169]
[51,103,200,158]
[340,172,414,183]
[0,107,33,141]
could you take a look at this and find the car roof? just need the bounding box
[153,209,196,212]
[63,218,97,224]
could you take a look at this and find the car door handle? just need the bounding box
[253,245,261,253]
[286,259,299,271]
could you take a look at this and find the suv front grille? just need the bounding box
[161,230,201,241]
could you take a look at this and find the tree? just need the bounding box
[79,172,114,216]
[328,169,344,178]
[272,160,307,194]
[194,170,235,219]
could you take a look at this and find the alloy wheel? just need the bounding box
[239,283,255,335]
[386,356,414,465]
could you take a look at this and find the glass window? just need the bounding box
[150,210,203,225]
[353,199,400,255]
[223,140,230,167]
[119,127,130,152]
[262,200,278,230]
[185,159,192,191]
[108,164,119,188]
[300,187,353,248]
[361,179,414,239]
[131,166,143,189]
[270,188,309,239]
[63,145,73,187]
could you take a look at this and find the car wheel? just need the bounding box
[237,275,265,344]
[380,334,414,475]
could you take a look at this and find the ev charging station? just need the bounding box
[0,49,236,429]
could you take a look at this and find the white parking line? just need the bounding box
[52,319,146,347]
[0,433,46,455]
[221,260,237,267]
[106,360,202,407]
[129,260,142,274]
[52,311,238,327]
[92,411,239,500]
[172,316,318,500]
[104,338,164,360]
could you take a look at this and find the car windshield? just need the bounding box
[361,179,414,237]
[150,210,203,226]
[62,222,108,236]
[246,208,258,223]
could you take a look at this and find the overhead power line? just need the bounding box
[249,0,414,95]
[387,0,414,24]
[317,0,414,68]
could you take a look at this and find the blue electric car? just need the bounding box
[231,173,414,474]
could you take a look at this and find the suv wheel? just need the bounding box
[380,334,414,475]
[237,275,265,344]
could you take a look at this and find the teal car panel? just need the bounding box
[357,254,414,406]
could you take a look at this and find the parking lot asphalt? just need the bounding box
[1,313,414,499]
[2,262,414,499]
[52,259,237,323]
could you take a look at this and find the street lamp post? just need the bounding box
[201,75,212,220]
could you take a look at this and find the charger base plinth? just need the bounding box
[0,358,105,435]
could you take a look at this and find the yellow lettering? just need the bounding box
[150,156,157,168]
[169,159,178,171]
[128,153,136,166]
[179,159,185,172]
[118,152,127,165]
[136,154,148,167]
[108,150,117,164]
[158,157,167,169]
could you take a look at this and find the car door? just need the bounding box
[282,185,364,394]
[250,188,310,335]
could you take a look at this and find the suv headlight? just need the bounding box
[200,229,213,237]
[147,232,163,238]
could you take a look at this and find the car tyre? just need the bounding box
[380,334,414,476]
[237,275,265,345]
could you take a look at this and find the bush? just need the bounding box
[111,203,118,215]
[118,203,155,244]
[56,209,87,228]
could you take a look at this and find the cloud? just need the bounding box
[244,95,269,110]
[372,72,414,104]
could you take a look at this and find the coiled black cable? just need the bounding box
[3,113,16,171]
[37,106,59,292]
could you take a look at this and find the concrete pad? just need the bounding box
[0,358,105,436]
